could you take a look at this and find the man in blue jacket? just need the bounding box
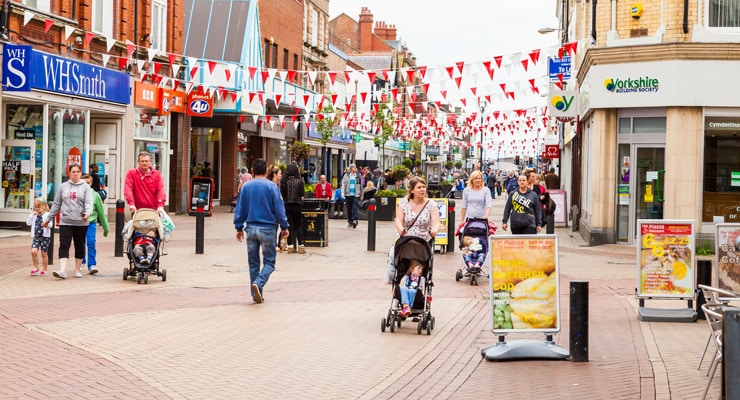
[234,158,289,304]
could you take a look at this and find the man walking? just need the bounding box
[234,158,289,304]
[124,151,166,215]
[341,164,362,228]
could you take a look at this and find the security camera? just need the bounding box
[75,36,82,44]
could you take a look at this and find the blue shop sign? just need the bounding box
[307,122,353,144]
[2,44,130,104]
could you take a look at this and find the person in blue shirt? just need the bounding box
[341,164,362,229]
[234,158,289,304]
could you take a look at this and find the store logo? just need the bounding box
[551,95,574,111]
[2,45,32,91]
[604,76,659,93]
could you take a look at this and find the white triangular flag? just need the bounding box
[172,63,181,78]
[136,59,146,73]
[185,82,195,93]
[23,10,34,26]
[307,70,317,85]
[101,54,111,67]
[147,48,157,62]
[64,26,75,40]
[105,36,116,52]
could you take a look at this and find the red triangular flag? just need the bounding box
[456,61,465,74]
[470,87,477,96]
[303,94,311,107]
[153,62,162,75]
[494,56,503,68]
[274,94,282,106]
[248,66,257,79]
[327,71,337,85]
[418,66,427,79]
[445,66,455,79]
[381,69,389,81]
[366,71,376,84]
[119,57,128,70]
[406,69,415,83]
[485,95,491,103]
[454,77,462,88]
[440,90,447,100]
[529,50,541,64]
[499,83,507,93]
[44,19,53,33]
[460,98,466,107]
[331,93,339,105]
[224,68,231,82]
[231,92,238,102]
[344,70,351,84]
[521,59,529,71]
[249,92,256,103]
[190,67,199,80]
[168,53,177,66]
[422,83,430,94]
[287,70,296,83]
[391,88,398,100]
[207,61,217,75]
[261,71,269,83]
[360,92,368,104]
[529,78,536,88]
[85,32,95,45]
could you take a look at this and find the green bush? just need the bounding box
[304,184,315,194]
[390,165,410,181]
[402,158,413,168]
[414,159,422,167]
[444,161,454,170]
[696,240,714,256]
[376,188,407,197]
[454,161,463,169]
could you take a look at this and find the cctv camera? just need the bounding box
[75,36,82,44]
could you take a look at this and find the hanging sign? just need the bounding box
[187,91,213,117]
[637,220,695,298]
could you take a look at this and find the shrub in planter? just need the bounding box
[390,166,410,182]
[402,158,413,169]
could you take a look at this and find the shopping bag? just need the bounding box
[159,210,175,241]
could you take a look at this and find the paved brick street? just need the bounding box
[0,198,721,399]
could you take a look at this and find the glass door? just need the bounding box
[616,145,665,244]
[1,140,36,210]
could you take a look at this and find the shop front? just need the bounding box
[1,44,130,223]
[304,123,353,185]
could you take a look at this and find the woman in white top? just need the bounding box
[460,170,492,221]
[395,176,441,243]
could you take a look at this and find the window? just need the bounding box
[263,39,271,68]
[293,54,298,71]
[92,0,113,37]
[702,117,740,222]
[283,49,289,70]
[151,0,168,51]
[618,116,666,134]
[311,9,318,46]
[271,43,278,68]
[708,0,740,27]
[24,0,50,12]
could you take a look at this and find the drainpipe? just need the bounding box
[134,0,139,48]
[683,0,689,34]
[591,0,597,42]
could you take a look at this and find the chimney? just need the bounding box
[359,7,373,52]
[387,24,397,41]
[375,21,387,40]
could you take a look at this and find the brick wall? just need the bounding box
[258,0,303,70]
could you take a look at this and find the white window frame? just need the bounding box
[151,0,168,51]
[92,0,114,38]
[705,0,740,29]
[311,9,318,47]
[24,0,50,12]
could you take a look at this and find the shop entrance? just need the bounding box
[616,145,665,244]
[1,140,35,210]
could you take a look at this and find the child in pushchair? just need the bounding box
[381,235,436,335]
[123,208,167,284]
[456,218,494,285]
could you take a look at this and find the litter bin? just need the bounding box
[302,199,329,247]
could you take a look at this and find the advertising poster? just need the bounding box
[432,198,448,246]
[637,220,695,298]
[715,224,740,292]
[489,235,560,333]
[548,189,568,226]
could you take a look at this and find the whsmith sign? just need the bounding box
[2,44,130,104]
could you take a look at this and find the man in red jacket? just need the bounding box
[124,151,166,214]
[313,175,333,199]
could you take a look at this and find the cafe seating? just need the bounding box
[696,284,739,371]
[700,303,725,400]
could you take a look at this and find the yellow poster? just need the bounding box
[637,220,695,298]
[644,184,653,202]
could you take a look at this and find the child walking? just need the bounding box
[399,259,425,318]
[27,198,52,276]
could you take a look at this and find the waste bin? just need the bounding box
[302,199,329,247]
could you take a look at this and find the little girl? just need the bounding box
[26,197,52,276]
[399,259,425,318]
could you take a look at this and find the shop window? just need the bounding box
[47,107,88,201]
[134,108,170,196]
[703,129,740,222]
[3,104,44,209]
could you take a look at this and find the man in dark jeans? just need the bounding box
[341,164,362,228]
[487,170,497,199]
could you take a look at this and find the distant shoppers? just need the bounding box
[496,172,504,197]
[460,171,492,222]
[124,151,166,215]
[486,169,497,199]
[506,171,519,194]
[281,163,305,254]
[545,168,560,190]
[234,158,290,304]
[201,161,213,178]
[501,174,542,234]
[267,165,282,186]
[81,174,109,274]
[237,167,252,192]
[314,174,333,200]
[43,163,93,279]
[27,197,52,276]
[341,164,362,229]
[89,163,106,201]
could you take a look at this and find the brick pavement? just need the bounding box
[0,197,722,399]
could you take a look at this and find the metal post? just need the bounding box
[367,198,376,251]
[724,308,740,399]
[48,226,55,265]
[114,199,125,257]
[696,260,712,320]
[446,199,455,253]
[569,280,589,362]
[196,199,205,254]
[546,214,555,234]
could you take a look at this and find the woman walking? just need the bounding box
[501,174,542,234]
[460,170,492,222]
[281,163,306,254]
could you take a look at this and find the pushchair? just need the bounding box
[456,218,492,286]
[381,235,436,335]
[122,208,167,284]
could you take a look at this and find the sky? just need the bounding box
[328,0,561,68]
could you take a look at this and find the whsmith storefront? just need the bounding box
[577,57,740,245]
[1,44,130,223]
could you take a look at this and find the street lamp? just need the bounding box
[537,27,562,34]
[479,99,486,171]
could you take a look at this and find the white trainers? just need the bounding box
[75,272,83,278]
[89,266,98,275]
[53,271,67,279]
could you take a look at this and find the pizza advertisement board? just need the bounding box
[636,220,695,299]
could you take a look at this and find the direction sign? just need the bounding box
[548,56,572,82]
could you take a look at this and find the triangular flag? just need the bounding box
[85,32,95,45]
[494,56,503,68]
[172,64,181,78]
[445,66,455,79]
[306,70,317,85]
[529,50,541,64]
[43,19,53,33]
[126,41,136,58]
[153,62,162,75]
[367,71,376,84]
[456,61,465,74]
[454,76,462,88]
[521,59,529,71]
[274,93,282,106]
[207,61,217,75]
[23,10,34,26]
[147,48,157,62]
[118,57,128,70]
[286,70,296,83]
[382,69,389,81]
[105,36,116,52]
[168,53,177,66]
[64,25,75,40]
[190,67,199,80]
[418,66,427,80]
[406,69,415,83]
[344,70,352,85]
[261,70,269,83]
[225,68,232,82]
[101,54,111,67]
[248,66,257,79]
[360,92,368,104]
[327,71,338,86]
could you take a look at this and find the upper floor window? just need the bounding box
[24,0,50,12]
[151,0,168,51]
[618,117,666,133]
[311,9,318,46]
[92,0,113,37]
[708,0,740,27]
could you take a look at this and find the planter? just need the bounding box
[373,195,397,221]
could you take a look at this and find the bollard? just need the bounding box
[48,226,55,265]
[696,260,712,320]
[571,205,579,232]
[367,198,376,251]
[570,280,589,362]
[195,199,205,254]
[114,199,125,257]
[724,308,740,399]
[447,199,455,253]
[546,214,555,234]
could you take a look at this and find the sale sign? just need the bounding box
[715,224,740,292]
[637,220,695,298]
[187,91,213,117]
[490,235,560,333]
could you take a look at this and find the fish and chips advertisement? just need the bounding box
[715,224,740,292]
[637,220,695,298]
[489,235,560,333]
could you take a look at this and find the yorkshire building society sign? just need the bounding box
[548,90,577,118]
[2,44,130,104]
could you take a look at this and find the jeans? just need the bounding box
[285,203,304,248]
[400,287,418,307]
[82,223,97,267]
[246,225,278,297]
[496,185,502,196]
[489,187,496,199]
[465,252,485,264]
[346,196,358,223]
[511,226,537,235]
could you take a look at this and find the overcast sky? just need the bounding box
[329,0,562,67]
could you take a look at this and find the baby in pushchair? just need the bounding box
[132,229,158,265]
[455,218,493,285]
[461,236,485,270]
[123,208,167,284]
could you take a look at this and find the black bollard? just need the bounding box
[724,308,740,399]
[196,199,205,254]
[570,281,589,362]
[447,199,455,253]
[696,260,712,320]
[546,214,555,234]
[114,199,125,257]
[367,198,376,251]
[48,225,55,265]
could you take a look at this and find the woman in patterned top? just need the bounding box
[394,176,441,243]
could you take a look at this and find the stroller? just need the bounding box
[122,208,167,284]
[456,218,492,285]
[381,236,436,335]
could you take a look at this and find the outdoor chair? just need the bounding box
[696,284,738,371]
[700,303,724,400]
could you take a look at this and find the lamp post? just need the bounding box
[479,99,486,171]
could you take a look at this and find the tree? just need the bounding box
[372,97,395,170]
[315,103,341,175]
[288,141,310,164]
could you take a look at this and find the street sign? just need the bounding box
[548,56,572,82]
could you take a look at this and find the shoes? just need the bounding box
[252,283,263,304]
[53,271,67,279]
[29,269,39,276]
[75,272,83,278]
[139,257,150,265]
[39,271,46,276]
[278,238,288,252]
[146,257,153,265]
[352,221,358,229]
[400,305,411,318]
[298,245,305,254]
[333,211,339,216]
[89,266,98,275]
[287,248,296,254]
